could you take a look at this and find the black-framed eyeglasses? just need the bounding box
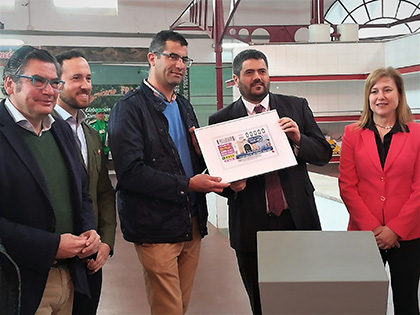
[18,74,65,92]
[153,52,193,68]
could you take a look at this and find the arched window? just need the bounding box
[325,0,420,39]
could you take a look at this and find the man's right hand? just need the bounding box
[188,174,230,193]
[55,233,89,259]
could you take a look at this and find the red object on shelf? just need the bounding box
[270,74,367,82]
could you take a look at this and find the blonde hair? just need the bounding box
[359,67,412,131]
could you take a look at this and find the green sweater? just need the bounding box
[20,128,74,234]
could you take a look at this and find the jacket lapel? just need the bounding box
[0,101,51,199]
[268,93,284,117]
[232,99,248,119]
[360,128,383,173]
[82,123,95,171]
[50,121,85,207]
[384,131,408,171]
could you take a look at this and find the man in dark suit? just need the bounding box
[0,46,100,314]
[209,49,332,314]
[54,50,116,315]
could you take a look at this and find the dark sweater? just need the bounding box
[20,128,74,234]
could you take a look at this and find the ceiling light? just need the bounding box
[53,0,117,9]
[0,39,25,46]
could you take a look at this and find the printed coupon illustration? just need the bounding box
[215,126,277,169]
[195,110,297,183]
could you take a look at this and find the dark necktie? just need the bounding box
[254,104,264,114]
[73,131,82,149]
[254,104,285,216]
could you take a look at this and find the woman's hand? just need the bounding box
[374,226,400,250]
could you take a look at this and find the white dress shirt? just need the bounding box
[54,105,88,166]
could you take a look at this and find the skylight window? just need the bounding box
[53,0,118,16]
[0,0,15,12]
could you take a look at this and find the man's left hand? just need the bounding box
[86,242,111,274]
[279,117,301,145]
[78,229,101,259]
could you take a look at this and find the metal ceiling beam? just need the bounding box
[171,0,242,110]
[359,13,420,29]
[170,0,325,110]
[0,29,210,39]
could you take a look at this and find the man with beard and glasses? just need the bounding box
[54,50,116,315]
[209,49,332,314]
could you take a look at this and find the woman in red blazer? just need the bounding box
[339,67,420,315]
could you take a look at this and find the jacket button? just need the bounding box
[380,177,384,182]
[380,196,386,201]
[180,191,185,195]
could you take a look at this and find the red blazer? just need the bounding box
[339,122,420,241]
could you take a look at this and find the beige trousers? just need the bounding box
[134,218,202,315]
[35,265,74,315]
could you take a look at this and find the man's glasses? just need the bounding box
[154,52,193,68]
[18,74,65,92]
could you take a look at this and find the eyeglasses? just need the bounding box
[154,52,193,68]
[18,74,65,92]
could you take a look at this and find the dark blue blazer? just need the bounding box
[0,100,95,315]
[209,93,332,252]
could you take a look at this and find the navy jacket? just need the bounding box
[109,82,208,244]
[0,100,95,315]
[209,93,332,252]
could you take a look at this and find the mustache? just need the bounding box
[251,79,264,86]
[77,88,91,94]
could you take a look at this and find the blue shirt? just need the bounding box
[162,99,194,179]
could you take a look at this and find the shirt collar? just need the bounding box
[5,98,55,135]
[144,79,177,103]
[242,94,270,115]
[54,104,86,125]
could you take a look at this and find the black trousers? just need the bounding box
[235,209,296,315]
[72,268,102,315]
[380,238,420,315]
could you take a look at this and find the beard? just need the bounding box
[59,90,90,110]
[238,80,270,103]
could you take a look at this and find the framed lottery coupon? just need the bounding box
[194,110,297,183]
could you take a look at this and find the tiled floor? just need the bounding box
[98,172,416,314]
[97,220,251,314]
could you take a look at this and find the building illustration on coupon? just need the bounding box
[215,126,277,169]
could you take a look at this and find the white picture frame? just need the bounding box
[195,110,297,183]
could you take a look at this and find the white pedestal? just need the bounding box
[258,231,389,314]
[338,23,359,42]
[308,24,331,42]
